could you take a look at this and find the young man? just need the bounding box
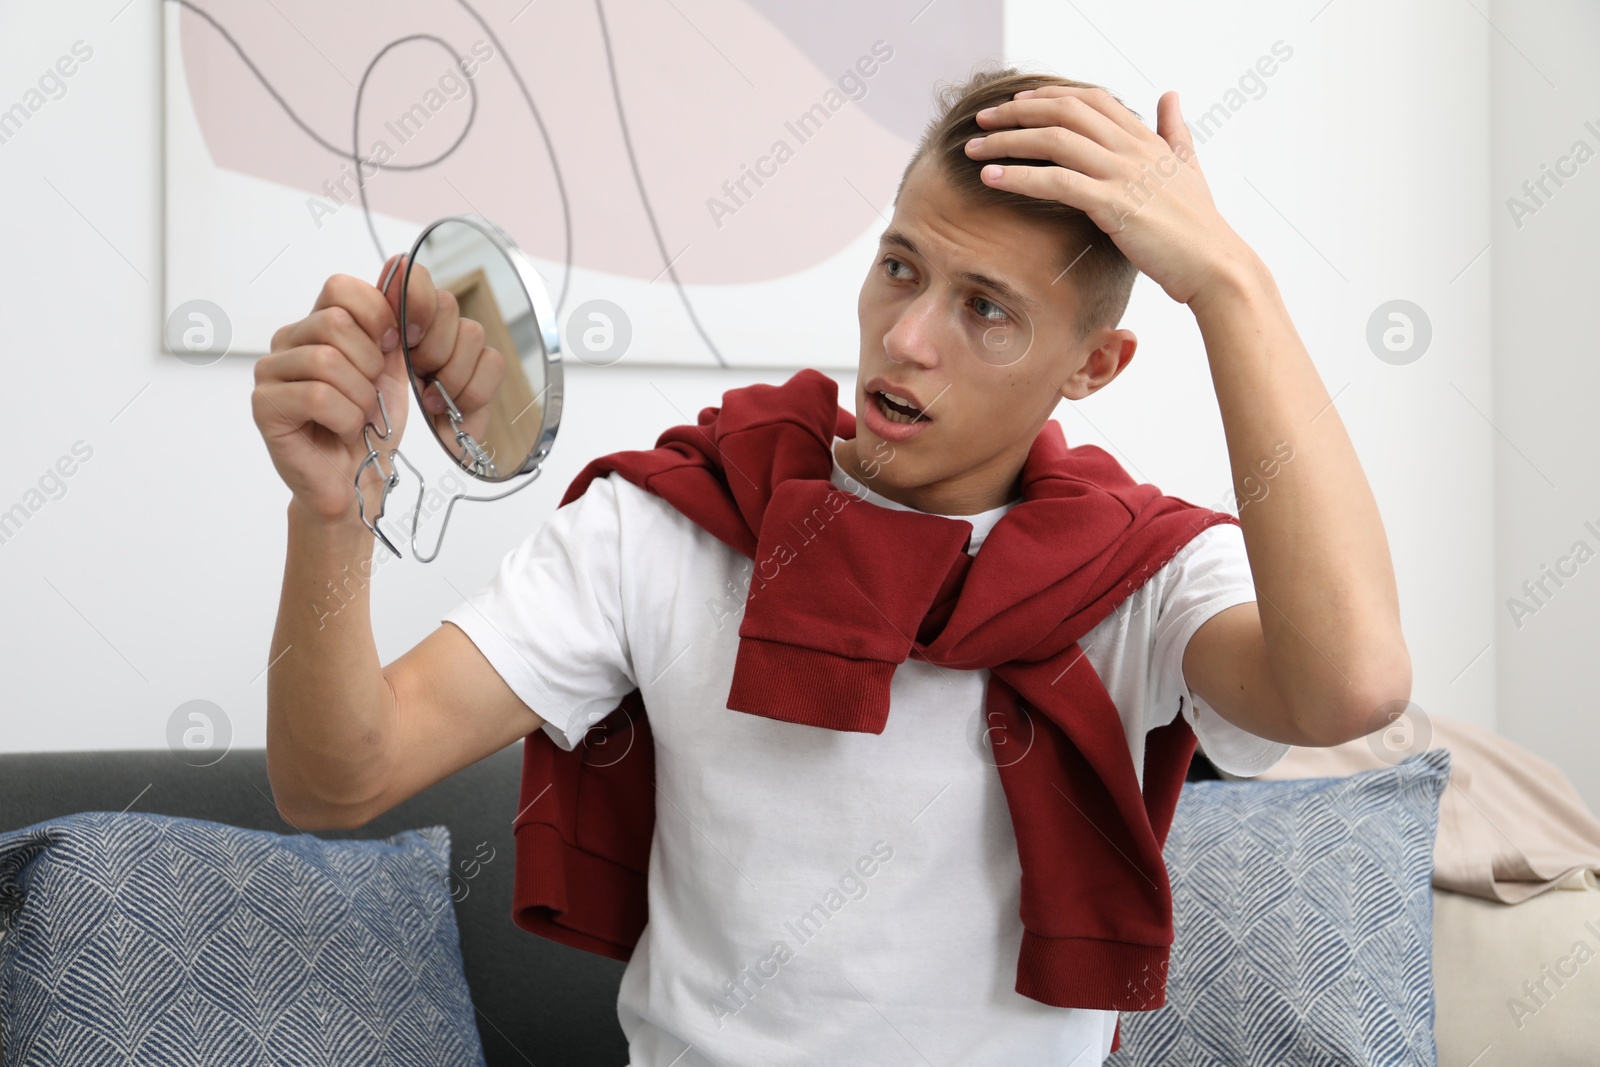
[255,68,1409,1066]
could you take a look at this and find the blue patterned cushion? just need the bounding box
[1108,747,1450,1067]
[0,811,486,1066]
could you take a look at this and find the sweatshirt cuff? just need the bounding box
[725,636,898,733]
[511,820,646,963]
[1015,929,1172,1011]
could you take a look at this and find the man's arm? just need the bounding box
[965,86,1411,748]
[256,261,554,830]
[267,500,549,831]
[1180,253,1411,747]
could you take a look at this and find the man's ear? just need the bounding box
[1059,329,1138,402]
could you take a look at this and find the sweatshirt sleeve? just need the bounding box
[442,472,638,753]
[1149,521,1290,778]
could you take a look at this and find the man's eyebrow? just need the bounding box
[878,228,1041,315]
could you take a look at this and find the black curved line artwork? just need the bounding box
[165,0,728,366]
[348,32,482,261]
[591,0,725,367]
[442,0,573,319]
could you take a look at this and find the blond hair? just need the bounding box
[899,67,1142,343]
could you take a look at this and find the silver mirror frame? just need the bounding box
[401,214,565,479]
[353,214,564,563]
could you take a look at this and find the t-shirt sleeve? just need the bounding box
[1148,521,1290,777]
[441,472,638,753]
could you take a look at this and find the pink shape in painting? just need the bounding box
[176,0,1004,285]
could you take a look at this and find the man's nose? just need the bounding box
[882,293,941,367]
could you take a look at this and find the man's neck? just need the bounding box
[833,437,1023,516]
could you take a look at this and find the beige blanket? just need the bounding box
[1231,715,1600,903]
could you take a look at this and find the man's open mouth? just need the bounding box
[874,390,927,425]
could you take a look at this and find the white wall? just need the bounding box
[1,1,1590,808]
[1488,0,1600,810]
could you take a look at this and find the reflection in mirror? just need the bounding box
[354,213,563,563]
[404,218,551,483]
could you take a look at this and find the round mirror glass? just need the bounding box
[396,216,562,484]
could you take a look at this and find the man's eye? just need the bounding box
[973,296,1009,323]
[882,256,912,280]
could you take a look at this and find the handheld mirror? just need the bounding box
[357,214,563,562]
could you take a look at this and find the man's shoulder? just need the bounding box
[1163,518,1246,571]
[1147,520,1250,598]
[1088,521,1249,638]
[567,469,723,545]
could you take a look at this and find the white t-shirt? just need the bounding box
[443,437,1288,1067]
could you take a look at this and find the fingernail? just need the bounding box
[967,136,986,150]
[1015,89,1035,99]
[977,106,997,120]
[380,327,398,351]
[982,165,1004,182]
[406,322,423,346]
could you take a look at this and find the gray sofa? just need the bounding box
[0,745,629,1066]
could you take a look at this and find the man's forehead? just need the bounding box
[883,159,1068,313]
